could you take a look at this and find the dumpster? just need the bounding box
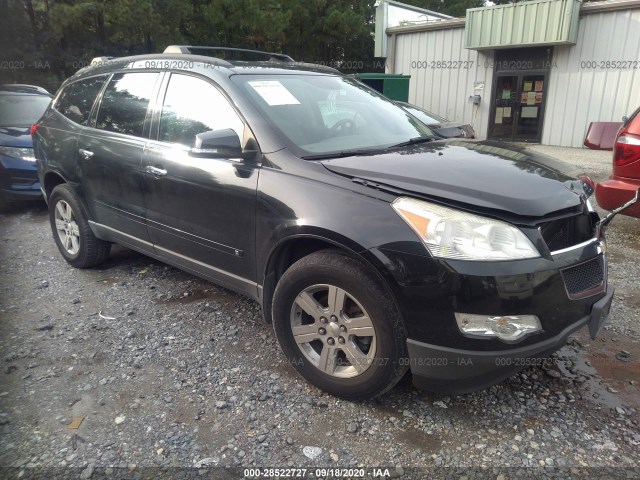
[355,73,410,102]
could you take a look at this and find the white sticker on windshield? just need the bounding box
[248,80,300,106]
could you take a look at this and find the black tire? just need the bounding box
[48,184,110,268]
[272,250,408,399]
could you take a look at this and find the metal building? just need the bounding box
[376,0,640,147]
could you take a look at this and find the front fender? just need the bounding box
[255,162,428,325]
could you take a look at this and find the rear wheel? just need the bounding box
[272,250,408,399]
[48,184,110,268]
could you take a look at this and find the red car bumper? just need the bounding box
[595,175,640,218]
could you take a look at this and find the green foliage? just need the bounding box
[2,0,598,91]
[0,0,382,89]
[401,0,484,17]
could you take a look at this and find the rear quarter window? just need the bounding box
[95,72,159,137]
[55,76,107,125]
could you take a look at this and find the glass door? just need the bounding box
[489,72,547,142]
[490,75,518,140]
[515,74,545,142]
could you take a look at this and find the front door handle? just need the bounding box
[78,148,94,159]
[146,165,168,177]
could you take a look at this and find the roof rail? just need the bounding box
[163,45,295,63]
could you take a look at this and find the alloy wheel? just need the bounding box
[290,284,377,378]
[54,200,80,255]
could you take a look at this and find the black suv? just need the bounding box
[34,46,618,399]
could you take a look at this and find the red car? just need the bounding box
[596,106,640,218]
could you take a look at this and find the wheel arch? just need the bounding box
[43,171,68,201]
[260,233,405,326]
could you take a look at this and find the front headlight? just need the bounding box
[392,197,540,261]
[0,146,36,161]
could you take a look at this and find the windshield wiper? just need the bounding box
[301,149,384,160]
[301,136,435,160]
[387,136,435,149]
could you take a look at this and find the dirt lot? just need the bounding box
[0,146,639,479]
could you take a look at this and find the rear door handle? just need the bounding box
[146,165,167,177]
[78,148,94,159]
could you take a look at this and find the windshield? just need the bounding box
[0,94,51,127]
[232,74,435,157]
[401,104,448,125]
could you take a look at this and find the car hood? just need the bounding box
[430,122,473,138]
[430,121,466,129]
[0,126,32,148]
[320,139,585,217]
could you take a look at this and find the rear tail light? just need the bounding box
[614,133,640,166]
[30,123,40,137]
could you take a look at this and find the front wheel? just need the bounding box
[272,250,408,399]
[48,184,110,268]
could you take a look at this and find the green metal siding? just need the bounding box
[465,0,581,50]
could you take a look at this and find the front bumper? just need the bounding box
[0,187,42,201]
[0,157,41,203]
[407,285,614,394]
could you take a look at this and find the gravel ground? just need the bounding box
[521,144,614,183]
[0,146,639,479]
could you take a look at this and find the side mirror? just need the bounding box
[190,129,256,160]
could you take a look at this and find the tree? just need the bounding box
[400,0,484,17]
[5,0,601,92]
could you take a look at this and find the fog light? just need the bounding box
[454,313,542,343]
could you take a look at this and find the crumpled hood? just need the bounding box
[321,139,586,217]
[429,122,473,138]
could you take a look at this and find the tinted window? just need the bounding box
[0,94,51,127]
[159,74,244,146]
[55,76,106,125]
[96,72,158,136]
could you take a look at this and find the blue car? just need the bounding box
[0,84,52,208]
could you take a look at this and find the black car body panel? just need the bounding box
[429,122,476,139]
[320,140,583,217]
[408,284,613,394]
[34,53,612,395]
[396,101,476,139]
